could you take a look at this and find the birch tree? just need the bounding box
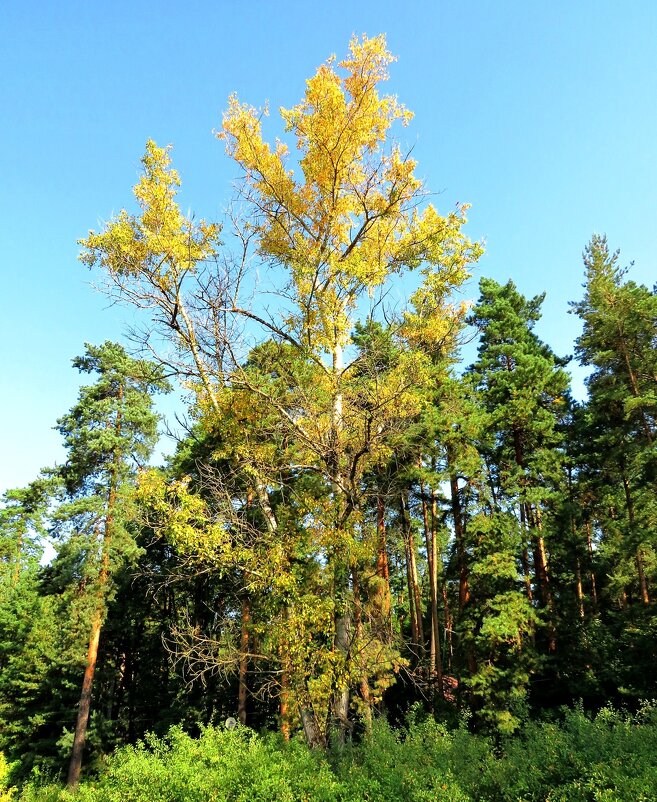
[80,34,481,742]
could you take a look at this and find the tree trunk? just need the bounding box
[301,708,327,749]
[621,462,650,604]
[279,606,291,741]
[238,596,250,725]
[400,491,424,654]
[330,340,353,742]
[585,522,598,609]
[421,482,442,697]
[352,569,373,733]
[449,471,469,612]
[530,513,556,652]
[376,491,390,580]
[636,550,650,605]
[375,488,393,641]
[575,558,585,619]
[280,673,291,741]
[67,609,102,788]
[332,596,352,743]
[521,545,534,603]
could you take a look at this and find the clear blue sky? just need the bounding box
[1,0,656,496]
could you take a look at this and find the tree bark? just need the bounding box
[585,522,598,609]
[352,568,373,733]
[238,596,250,725]
[621,463,650,604]
[575,558,585,619]
[400,491,424,654]
[67,610,103,788]
[449,471,469,612]
[421,482,442,697]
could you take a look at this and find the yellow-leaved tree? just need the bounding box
[81,34,482,745]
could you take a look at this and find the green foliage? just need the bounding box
[16,707,657,801]
[4,26,657,794]
[0,753,17,800]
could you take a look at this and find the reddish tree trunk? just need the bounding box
[67,609,102,788]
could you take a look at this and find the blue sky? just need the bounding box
[1,0,656,496]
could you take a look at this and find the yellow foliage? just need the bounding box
[80,140,221,294]
[220,34,481,353]
[80,35,483,736]
[136,470,230,564]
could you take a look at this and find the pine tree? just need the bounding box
[572,236,657,608]
[467,278,571,656]
[52,342,169,787]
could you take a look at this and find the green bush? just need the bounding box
[15,705,657,802]
[481,703,657,801]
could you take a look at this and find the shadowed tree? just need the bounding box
[53,342,169,787]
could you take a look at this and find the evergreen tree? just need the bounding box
[572,235,657,607]
[569,237,657,701]
[51,342,169,786]
[468,278,571,657]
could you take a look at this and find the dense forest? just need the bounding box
[2,36,657,801]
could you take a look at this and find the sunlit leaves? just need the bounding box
[80,141,221,294]
[221,34,480,353]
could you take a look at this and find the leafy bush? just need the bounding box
[15,705,657,801]
[482,703,657,801]
[0,753,17,801]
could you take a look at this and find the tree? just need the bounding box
[571,235,657,607]
[53,342,169,787]
[80,35,482,743]
[467,278,571,655]
[0,480,51,584]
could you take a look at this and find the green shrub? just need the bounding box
[15,705,657,802]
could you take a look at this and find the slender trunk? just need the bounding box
[513,427,553,634]
[575,559,585,619]
[352,569,373,733]
[617,328,654,445]
[376,491,390,580]
[238,597,250,725]
[570,516,586,618]
[400,492,424,653]
[520,500,534,603]
[67,610,102,788]
[330,340,353,742]
[333,600,352,742]
[68,553,111,787]
[449,471,469,612]
[375,488,393,641]
[521,545,534,603]
[279,605,291,740]
[432,484,452,676]
[421,480,442,697]
[515,436,535,607]
[249,487,294,739]
[636,550,650,605]
[68,386,123,788]
[529,506,556,651]
[585,521,598,608]
[280,671,291,741]
[441,583,452,672]
[403,532,418,645]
